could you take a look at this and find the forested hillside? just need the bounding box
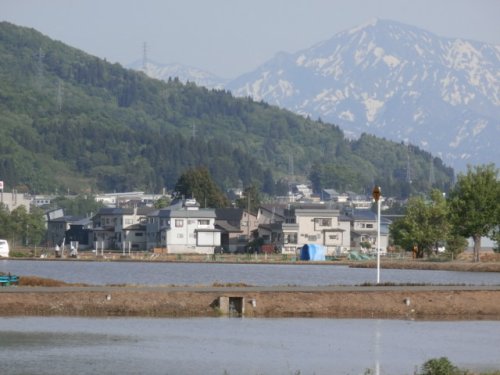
[0,22,453,198]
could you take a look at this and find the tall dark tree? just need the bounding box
[174,167,229,208]
[235,185,261,215]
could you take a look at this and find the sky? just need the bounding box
[2,0,499,78]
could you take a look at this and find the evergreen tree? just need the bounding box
[174,167,230,208]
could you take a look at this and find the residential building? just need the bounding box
[349,209,390,253]
[146,199,220,254]
[215,208,258,253]
[0,190,31,212]
[46,215,92,248]
[91,207,154,250]
[257,204,350,255]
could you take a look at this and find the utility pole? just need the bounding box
[372,186,382,284]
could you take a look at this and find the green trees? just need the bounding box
[50,195,103,216]
[390,190,452,257]
[235,185,261,215]
[390,164,499,261]
[448,164,500,262]
[0,204,45,248]
[174,167,230,208]
[0,21,454,198]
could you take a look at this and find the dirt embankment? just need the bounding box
[1,257,499,319]
[1,286,499,320]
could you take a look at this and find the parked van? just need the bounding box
[0,239,9,257]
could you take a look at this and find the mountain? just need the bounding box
[226,19,499,171]
[136,19,497,171]
[0,21,453,199]
[128,60,227,89]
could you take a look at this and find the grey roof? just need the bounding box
[48,215,86,223]
[96,207,154,215]
[215,208,244,222]
[215,221,242,233]
[151,208,216,219]
[351,209,376,221]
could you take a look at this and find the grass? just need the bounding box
[17,276,88,287]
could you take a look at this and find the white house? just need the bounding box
[294,208,351,255]
[147,199,221,254]
[349,209,390,254]
[257,204,351,255]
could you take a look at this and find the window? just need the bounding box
[175,219,183,228]
[307,235,318,241]
[198,219,209,225]
[135,232,143,237]
[315,218,331,226]
[366,223,374,229]
[329,234,339,240]
[177,233,184,238]
[188,219,196,225]
[285,233,297,244]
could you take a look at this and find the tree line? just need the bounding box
[0,21,453,198]
[390,165,500,261]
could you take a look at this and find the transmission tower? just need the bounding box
[56,79,63,111]
[429,158,435,188]
[142,42,148,73]
[406,144,412,184]
[288,154,294,177]
[36,47,44,89]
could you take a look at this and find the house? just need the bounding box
[347,192,373,209]
[65,217,93,249]
[146,198,221,254]
[91,207,154,250]
[349,209,390,253]
[46,215,84,247]
[256,204,351,255]
[294,207,351,255]
[321,189,349,203]
[0,190,32,212]
[215,208,258,253]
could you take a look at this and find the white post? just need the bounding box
[376,197,381,284]
[372,186,382,284]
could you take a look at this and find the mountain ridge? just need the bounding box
[138,19,499,171]
[0,21,454,198]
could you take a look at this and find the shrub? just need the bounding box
[420,357,462,375]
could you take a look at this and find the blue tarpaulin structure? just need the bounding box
[300,244,326,261]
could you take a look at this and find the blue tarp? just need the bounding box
[300,244,326,261]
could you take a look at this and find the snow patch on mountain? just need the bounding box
[226,19,500,171]
[130,20,500,172]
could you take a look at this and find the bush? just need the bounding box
[420,357,462,375]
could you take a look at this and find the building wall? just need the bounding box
[0,192,31,213]
[163,216,220,254]
[295,208,346,255]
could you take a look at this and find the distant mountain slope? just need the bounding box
[0,21,453,198]
[136,19,498,171]
[226,19,499,171]
[128,59,228,89]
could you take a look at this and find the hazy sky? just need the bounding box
[2,0,499,78]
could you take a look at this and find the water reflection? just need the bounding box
[2,260,499,286]
[0,317,499,375]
